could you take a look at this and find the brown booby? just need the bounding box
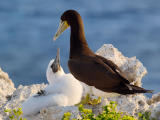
[53,10,153,95]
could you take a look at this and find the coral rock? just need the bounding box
[0,68,15,104]
[150,102,160,119]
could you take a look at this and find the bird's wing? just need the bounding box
[68,56,127,91]
[95,55,130,84]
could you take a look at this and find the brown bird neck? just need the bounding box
[69,20,93,58]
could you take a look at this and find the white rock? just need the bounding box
[150,102,160,119]
[106,94,149,116]
[147,92,160,105]
[0,68,16,120]
[39,106,80,120]
[76,94,149,117]
[0,84,46,120]
[0,68,15,104]
[4,84,46,110]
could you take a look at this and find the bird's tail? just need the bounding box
[116,84,153,95]
[129,84,153,94]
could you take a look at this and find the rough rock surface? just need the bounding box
[0,68,15,105]
[0,68,16,120]
[0,44,159,120]
[106,94,149,116]
[150,102,160,119]
[147,92,160,119]
[147,92,160,105]
[39,106,80,120]
[0,83,46,120]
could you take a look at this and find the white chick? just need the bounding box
[22,48,83,116]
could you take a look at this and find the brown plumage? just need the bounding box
[56,10,153,95]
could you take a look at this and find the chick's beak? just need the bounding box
[53,20,69,41]
[51,48,60,72]
[54,48,60,65]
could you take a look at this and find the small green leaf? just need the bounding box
[4,107,27,120]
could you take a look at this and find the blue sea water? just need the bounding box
[0,0,160,93]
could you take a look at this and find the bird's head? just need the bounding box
[50,48,61,73]
[46,48,64,84]
[54,10,82,40]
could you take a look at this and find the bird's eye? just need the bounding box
[51,63,54,68]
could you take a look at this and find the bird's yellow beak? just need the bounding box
[53,20,69,41]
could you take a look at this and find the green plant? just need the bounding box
[4,107,27,120]
[138,111,156,120]
[76,94,101,106]
[62,101,137,120]
[62,112,72,120]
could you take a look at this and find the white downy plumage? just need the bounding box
[22,49,83,116]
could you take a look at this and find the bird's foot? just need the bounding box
[33,90,46,97]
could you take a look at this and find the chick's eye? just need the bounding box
[51,64,54,68]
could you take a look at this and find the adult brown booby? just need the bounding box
[53,10,153,95]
